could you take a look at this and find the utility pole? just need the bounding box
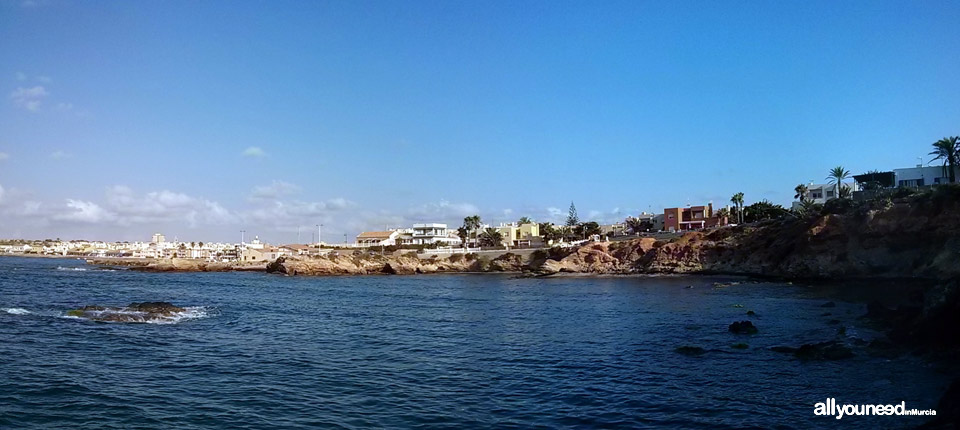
[297,226,301,244]
[240,230,245,246]
[343,233,347,244]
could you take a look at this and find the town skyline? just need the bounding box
[2,1,959,242]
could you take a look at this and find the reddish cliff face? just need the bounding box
[533,188,960,280]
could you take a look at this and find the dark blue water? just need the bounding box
[0,256,950,429]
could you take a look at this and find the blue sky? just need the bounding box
[1,0,958,242]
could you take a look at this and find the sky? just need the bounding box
[1,0,959,243]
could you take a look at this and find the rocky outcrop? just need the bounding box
[770,341,854,361]
[65,302,187,323]
[86,258,261,273]
[728,320,758,334]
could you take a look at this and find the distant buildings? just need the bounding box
[355,230,401,247]
[663,203,728,232]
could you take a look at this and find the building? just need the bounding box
[355,230,400,247]
[791,182,857,210]
[891,165,956,188]
[600,223,626,237]
[663,203,728,232]
[280,244,312,256]
[409,223,461,246]
[494,222,541,247]
[151,233,165,244]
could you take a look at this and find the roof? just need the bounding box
[356,231,395,239]
[280,244,311,250]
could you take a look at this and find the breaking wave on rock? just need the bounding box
[3,307,31,315]
[62,303,213,324]
[56,266,88,271]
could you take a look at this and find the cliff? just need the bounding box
[537,186,960,280]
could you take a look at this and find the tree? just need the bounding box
[838,184,853,199]
[462,215,482,246]
[624,217,646,234]
[575,221,601,238]
[793,199,822,218]
[730,192,745,224]
[517,216,533,225]
[456,226,469,248]
[715,207,730,219]
[930,136,960,184]
[478,228,503,247]
[566,202,579,227]
[827,166,851,199]
[539,222,563,244]
[794,184,809,203]
[743,200,788,223]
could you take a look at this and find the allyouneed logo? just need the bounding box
[814,398,937,419]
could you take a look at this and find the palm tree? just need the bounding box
[794,184,809,203]
[827,166,851,199]
[517,216,533,225]
[478,228,504,247]
[930,136,960,183]
[730,192,744,224]
[463,215,482,246]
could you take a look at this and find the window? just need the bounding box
[826,190,834,198]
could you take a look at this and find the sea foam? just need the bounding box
[3,308,31,315]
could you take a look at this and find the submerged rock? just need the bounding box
[675,346,707,356]
[65,302,187,323]
[770,341,854,360]
[728,320,758,334]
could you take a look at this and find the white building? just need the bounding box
[792,181,857,209]
[409,223,461,246]
[355,230,400,246]
[892,165,956,187]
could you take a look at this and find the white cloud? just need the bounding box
[35,76,52,83]
[102,185,236,227]
[56,102,73,111]
[15,72,26,81]
[10,86,48,111]
[50,150,68,159]
[241,146,266,157]
[249,180,300,200]
[54,199,115,224]
[0,184,5,204]
[0,152,9,161]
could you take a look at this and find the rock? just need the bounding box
[770,341,854,360]
[820,301,836,308]
[746,310,756,316]
[490,253,524,272]
[728,320,758,334]
[918,378,960,429]
[675,346,707,356]
[265,257,287,274]
[731,343,749,349]
[65,302,187,323]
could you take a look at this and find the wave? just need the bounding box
[60,306,213,324]
[146,307,211,324]
[56,266,87,271]
[3,308,31,315]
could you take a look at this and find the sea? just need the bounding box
[0,256,950,429]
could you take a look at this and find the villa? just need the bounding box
[355,230,400,247]
[663,203,728,232]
